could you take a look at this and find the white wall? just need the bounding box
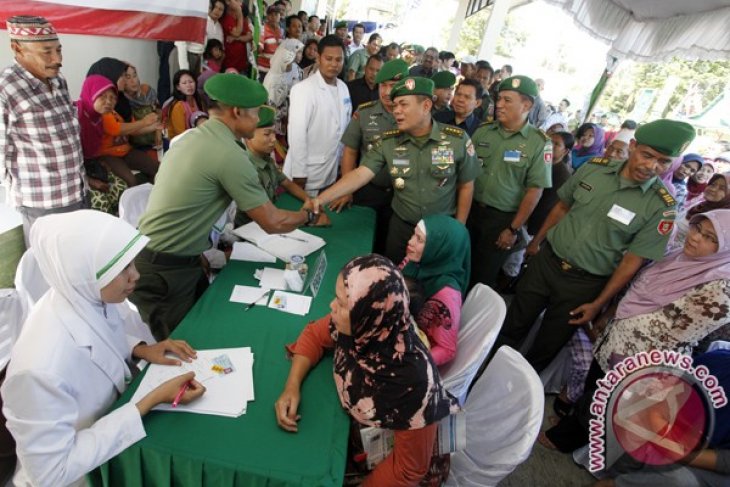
[0,30,160,99]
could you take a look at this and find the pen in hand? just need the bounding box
[171,380,191,408]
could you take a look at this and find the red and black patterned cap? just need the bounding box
[6,15,58,42]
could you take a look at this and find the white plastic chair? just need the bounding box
[440,284,506,404]
[119,183,153,228]
[445,346,545,487]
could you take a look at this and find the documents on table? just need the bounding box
[130,348,255,418]
[232,222,325,262]
[229,241,276,263]
[268,290,312,315]
[230,285,271,306]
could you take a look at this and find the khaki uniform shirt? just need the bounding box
[471,120,552,212]
[548,157,677,276]
[140,119,269,255]
[250,152,286,201]
[361,121,481,224]
[340,100,397,187]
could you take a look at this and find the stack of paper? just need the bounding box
[130,347,255,418]
[232,222,325,262]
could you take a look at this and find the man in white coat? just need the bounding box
[284,35,352,196]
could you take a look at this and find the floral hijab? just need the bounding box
[331,254,459,430]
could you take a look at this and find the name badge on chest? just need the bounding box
[503,150,521,163]
[431,148,454,165]
[607,204,635,226]
[393,158,409,166]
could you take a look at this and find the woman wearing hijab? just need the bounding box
[122,64,161,152]
[87,57,133,122]
[399,215,470,366]
[668,173,730,253]
[2,211,205,486]
[571,123,605,170]
[299,38,318,71]
[540,209,730,453]
[275,254,459,486]
[671,153,703,211]
[686,160,716,206]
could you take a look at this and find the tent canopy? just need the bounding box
[545,0,730,62]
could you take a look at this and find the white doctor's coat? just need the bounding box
[283,70,352,193]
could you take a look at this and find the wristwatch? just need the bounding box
[305,209,317,226]
[507,225,519,235]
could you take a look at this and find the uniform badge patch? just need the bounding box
[657,219,674,235]
[466,141,475,157]
[544,151,552,164]
[512,78,521,88]
[405,79,415,90]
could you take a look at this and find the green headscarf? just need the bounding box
[402,215,471,298]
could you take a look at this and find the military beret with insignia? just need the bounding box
[256,105,275,128]
[498,75,539,100]
[375,59,410,84]
[205,73,268,108]
[635,119,696,157]
[390,76,434,100]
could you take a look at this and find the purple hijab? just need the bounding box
[659,156,684,197]
[616,209,730,319]
[76,75,116,159]
[576,123,605,157]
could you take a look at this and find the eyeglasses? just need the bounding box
[689,222,719,245]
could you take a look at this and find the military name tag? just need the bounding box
[607,204,635,226]
[393,158,409,166]
[503,150,521,163]
[431,148,454,165]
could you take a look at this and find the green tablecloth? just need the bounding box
[91,196,374,487]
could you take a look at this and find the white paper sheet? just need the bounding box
[229,285,271,306]
[230,241,276,263]
[268,291,312,316]
[259,268,288,290]
[232,222,325,262]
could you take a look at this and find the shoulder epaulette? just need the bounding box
[382,129,402,139]
[357,100,377,111]
[588,157,610,166]
[442,125,465,137]
[478,120,496,128]
[537,129,549,141]
[655,185,676,207]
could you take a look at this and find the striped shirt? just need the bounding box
[1,62,84,208]
[257,24,282,72]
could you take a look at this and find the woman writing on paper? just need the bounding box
[275,254,459,486]
[399,215,470,366]
[2,211,205,486]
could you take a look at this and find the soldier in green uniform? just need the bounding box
[490,119,696,372]
[431,70,456,116]
[330,59,409,253]
[131,74,326,339]
[310,76,481,263]
[467,75,552,289]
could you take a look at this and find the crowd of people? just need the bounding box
[1,3,730,486]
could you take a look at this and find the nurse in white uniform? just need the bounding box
[2,210,205,487]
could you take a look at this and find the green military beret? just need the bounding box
[204,73,268,108]
[374,59,409,84]
[257,105,275,128]
[390,76,434,100]
[498,75,539,100]
[334,20,347,29]
[431,71,456,89]
[635,119,696,157]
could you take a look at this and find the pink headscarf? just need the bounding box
[76,74,116,159]
[659,156,683,197]
[615,209,730,319]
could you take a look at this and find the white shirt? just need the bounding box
[283,70,352,192]
[207,17,224,44]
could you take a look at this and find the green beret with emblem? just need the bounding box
[498,75,539,100]
[634,119,696,157]
[334,20,347,29]
[204,73,268,108]
[402,43,425,55]
[375,59,409,84]
[256,105,275,128]
[390,76,434,100]
[431,71,456,89]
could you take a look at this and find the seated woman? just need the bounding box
[122,63,161,154]
[202,38,225,73]
[686,160,716,207]
[164,69,207,140]
[275,254,459,486]
[571,123,605,170]
[668,173,730,253]
[399,215,470,366]
[541,209,730,453]
[77,75,129,214]
[1,210,205,486]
